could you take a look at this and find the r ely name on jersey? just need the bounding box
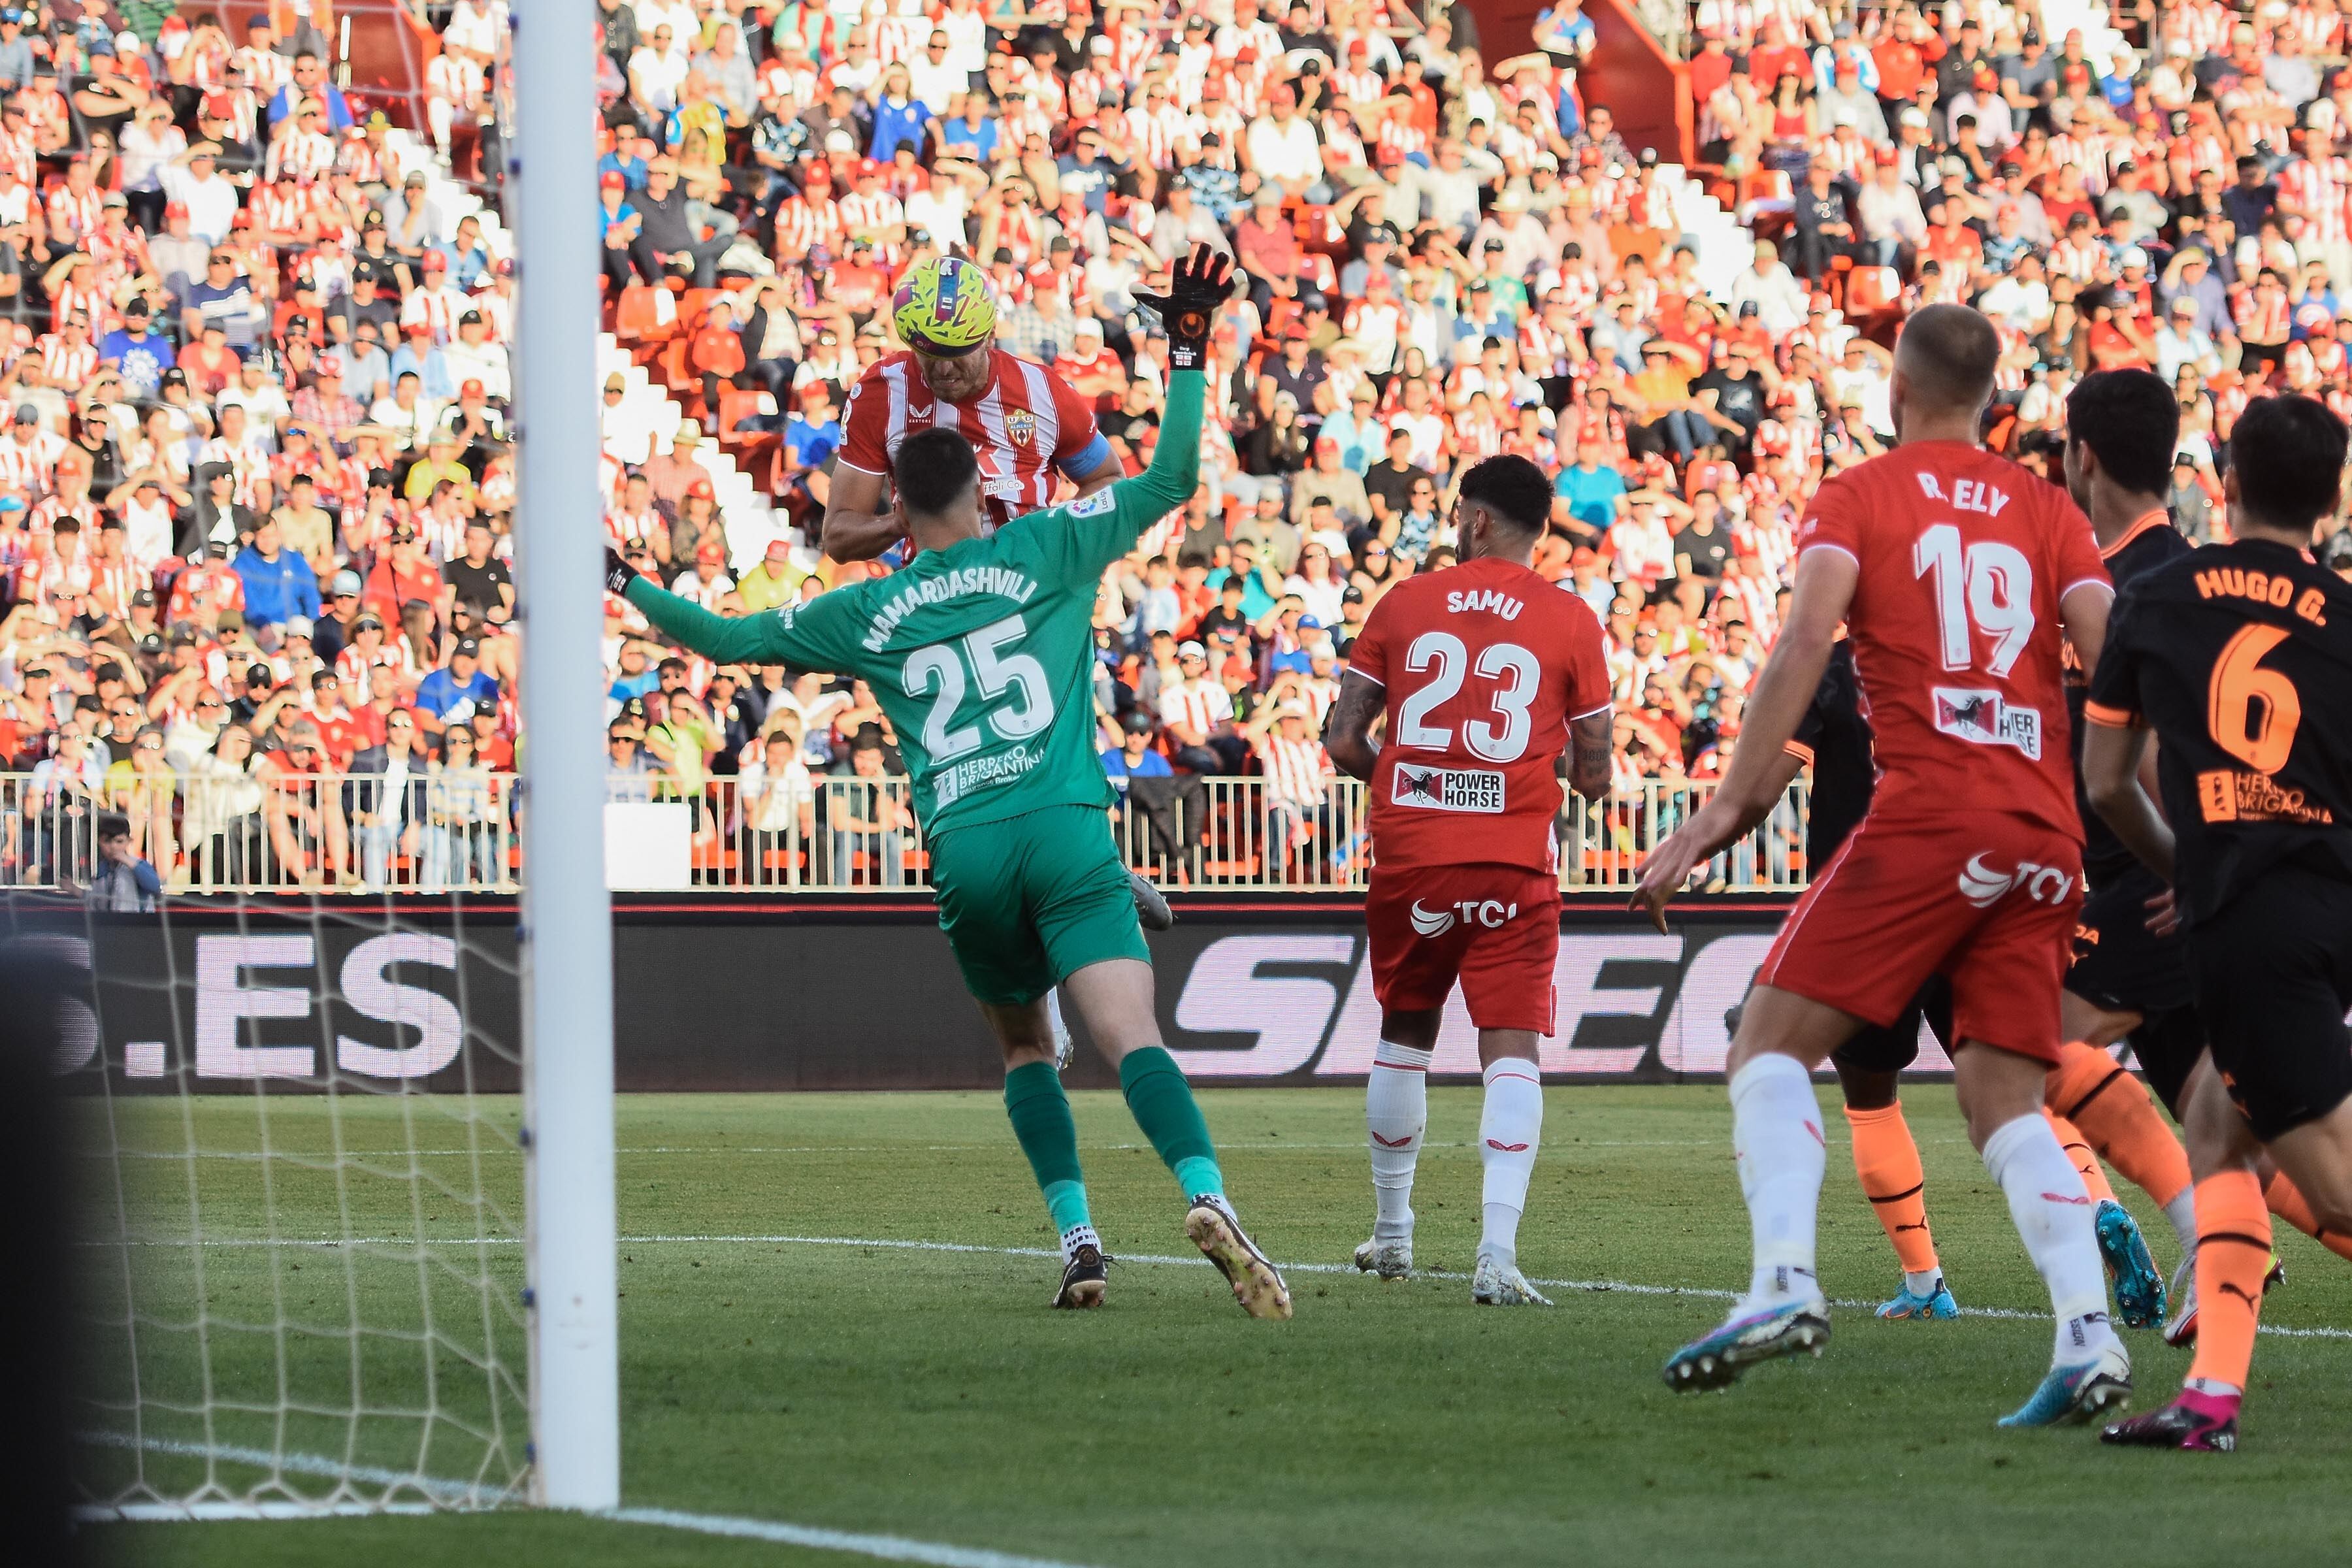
[1392,761,1505,814]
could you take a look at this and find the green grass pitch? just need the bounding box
[94,1086,2352,1568]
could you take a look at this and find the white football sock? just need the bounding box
[1478,1057,1544,1267]
[1060,1223,1102,1264]
[1904,1269,1944,1299]
[1981,1112,2119,1364]
[1731,1053,1826,1307]
[2163,1188,2198,1255]
[1367,1041,1431,1243]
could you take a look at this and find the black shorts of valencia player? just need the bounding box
[2084,392,2352,1450]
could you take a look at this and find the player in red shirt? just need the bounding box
[1324,455,1613,1306]
[821,257,1124,560]
[1631,306,2131,1424]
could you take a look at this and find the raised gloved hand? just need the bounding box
[1134,242,1236,371]
[604,546,641,596]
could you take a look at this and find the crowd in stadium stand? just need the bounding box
[8,0,2352,891]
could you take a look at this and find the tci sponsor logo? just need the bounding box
[1159,930,1943,1079]
[35,932,465,1080]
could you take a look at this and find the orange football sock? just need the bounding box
[2264,1171,2352,1263]
[2046,1041,2192,1208]
[1844,1102,1939,1277]
[2044,1110,2117,1204]
[2187,1171,2273,1392]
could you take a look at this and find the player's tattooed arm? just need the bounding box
[1567,711,1614,802]
[1323,670,1386,781]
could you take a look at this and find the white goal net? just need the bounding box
[56,0,614,1514]
[60,895,532,1519]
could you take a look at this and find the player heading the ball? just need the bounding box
[610,247,1292,1320]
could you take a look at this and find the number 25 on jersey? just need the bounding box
[906,613,1054,762]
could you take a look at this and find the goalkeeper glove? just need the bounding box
[604,546,641,596]
[1134,242,1235,371]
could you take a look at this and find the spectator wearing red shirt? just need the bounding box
[363,525,446,630]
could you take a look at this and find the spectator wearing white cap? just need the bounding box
[1158,640,1235,775]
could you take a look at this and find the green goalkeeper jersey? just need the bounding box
[623,370,1204,836]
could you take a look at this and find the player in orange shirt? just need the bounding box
[1634,306,2132,1425]
[1324,455,1614,1305]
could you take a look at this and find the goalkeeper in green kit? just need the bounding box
[607,247,1290,1319]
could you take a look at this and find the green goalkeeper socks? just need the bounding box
[1119,1046,1224,1200]
[1004,1062,1092,1234]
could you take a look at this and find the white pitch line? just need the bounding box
[86,1230,2352,1341]
[79,1431,1102,1568]
[95,1136,1991,1159]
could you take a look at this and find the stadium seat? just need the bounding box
[614,284,678,346]
[1844,266,1901,321]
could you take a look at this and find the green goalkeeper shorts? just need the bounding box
[928,804,1149,1007]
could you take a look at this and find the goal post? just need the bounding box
[510,0,622,1514]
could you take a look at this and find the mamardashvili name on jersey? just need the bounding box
[857,565,1041,651]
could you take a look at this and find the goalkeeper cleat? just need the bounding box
[2095,1199,2166,1329]
[1997,1343,2131,1428]
[1662,1297,1830,1393]
[1186,1195,1292,1320]
[1353,1237,1412,1280]
[1471,1252,1554,1307]
[2264,1252,2287,1294]
[1051,1244,1109,1309]
[2102,1391,2238,1452]
[1876,1277,1961,1320]
[1129,870,1175,932]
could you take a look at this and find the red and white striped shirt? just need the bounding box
[838,350,1106,532]
[250,181,312,237]
[1124,103,1187,172]
[1157,674,1230,738]
[1254,730,1333,813]
[16,544,93,604]
[773,192,844,259]
[40,329,99,382]
[2239,285,2293,345]
[45,184,104,248]
[0,428,62,495]
[2279,155,2350,245]
[606,504,666,548]
[399,284,470,346]
[836,189,905,238]
[27,494,97,534]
